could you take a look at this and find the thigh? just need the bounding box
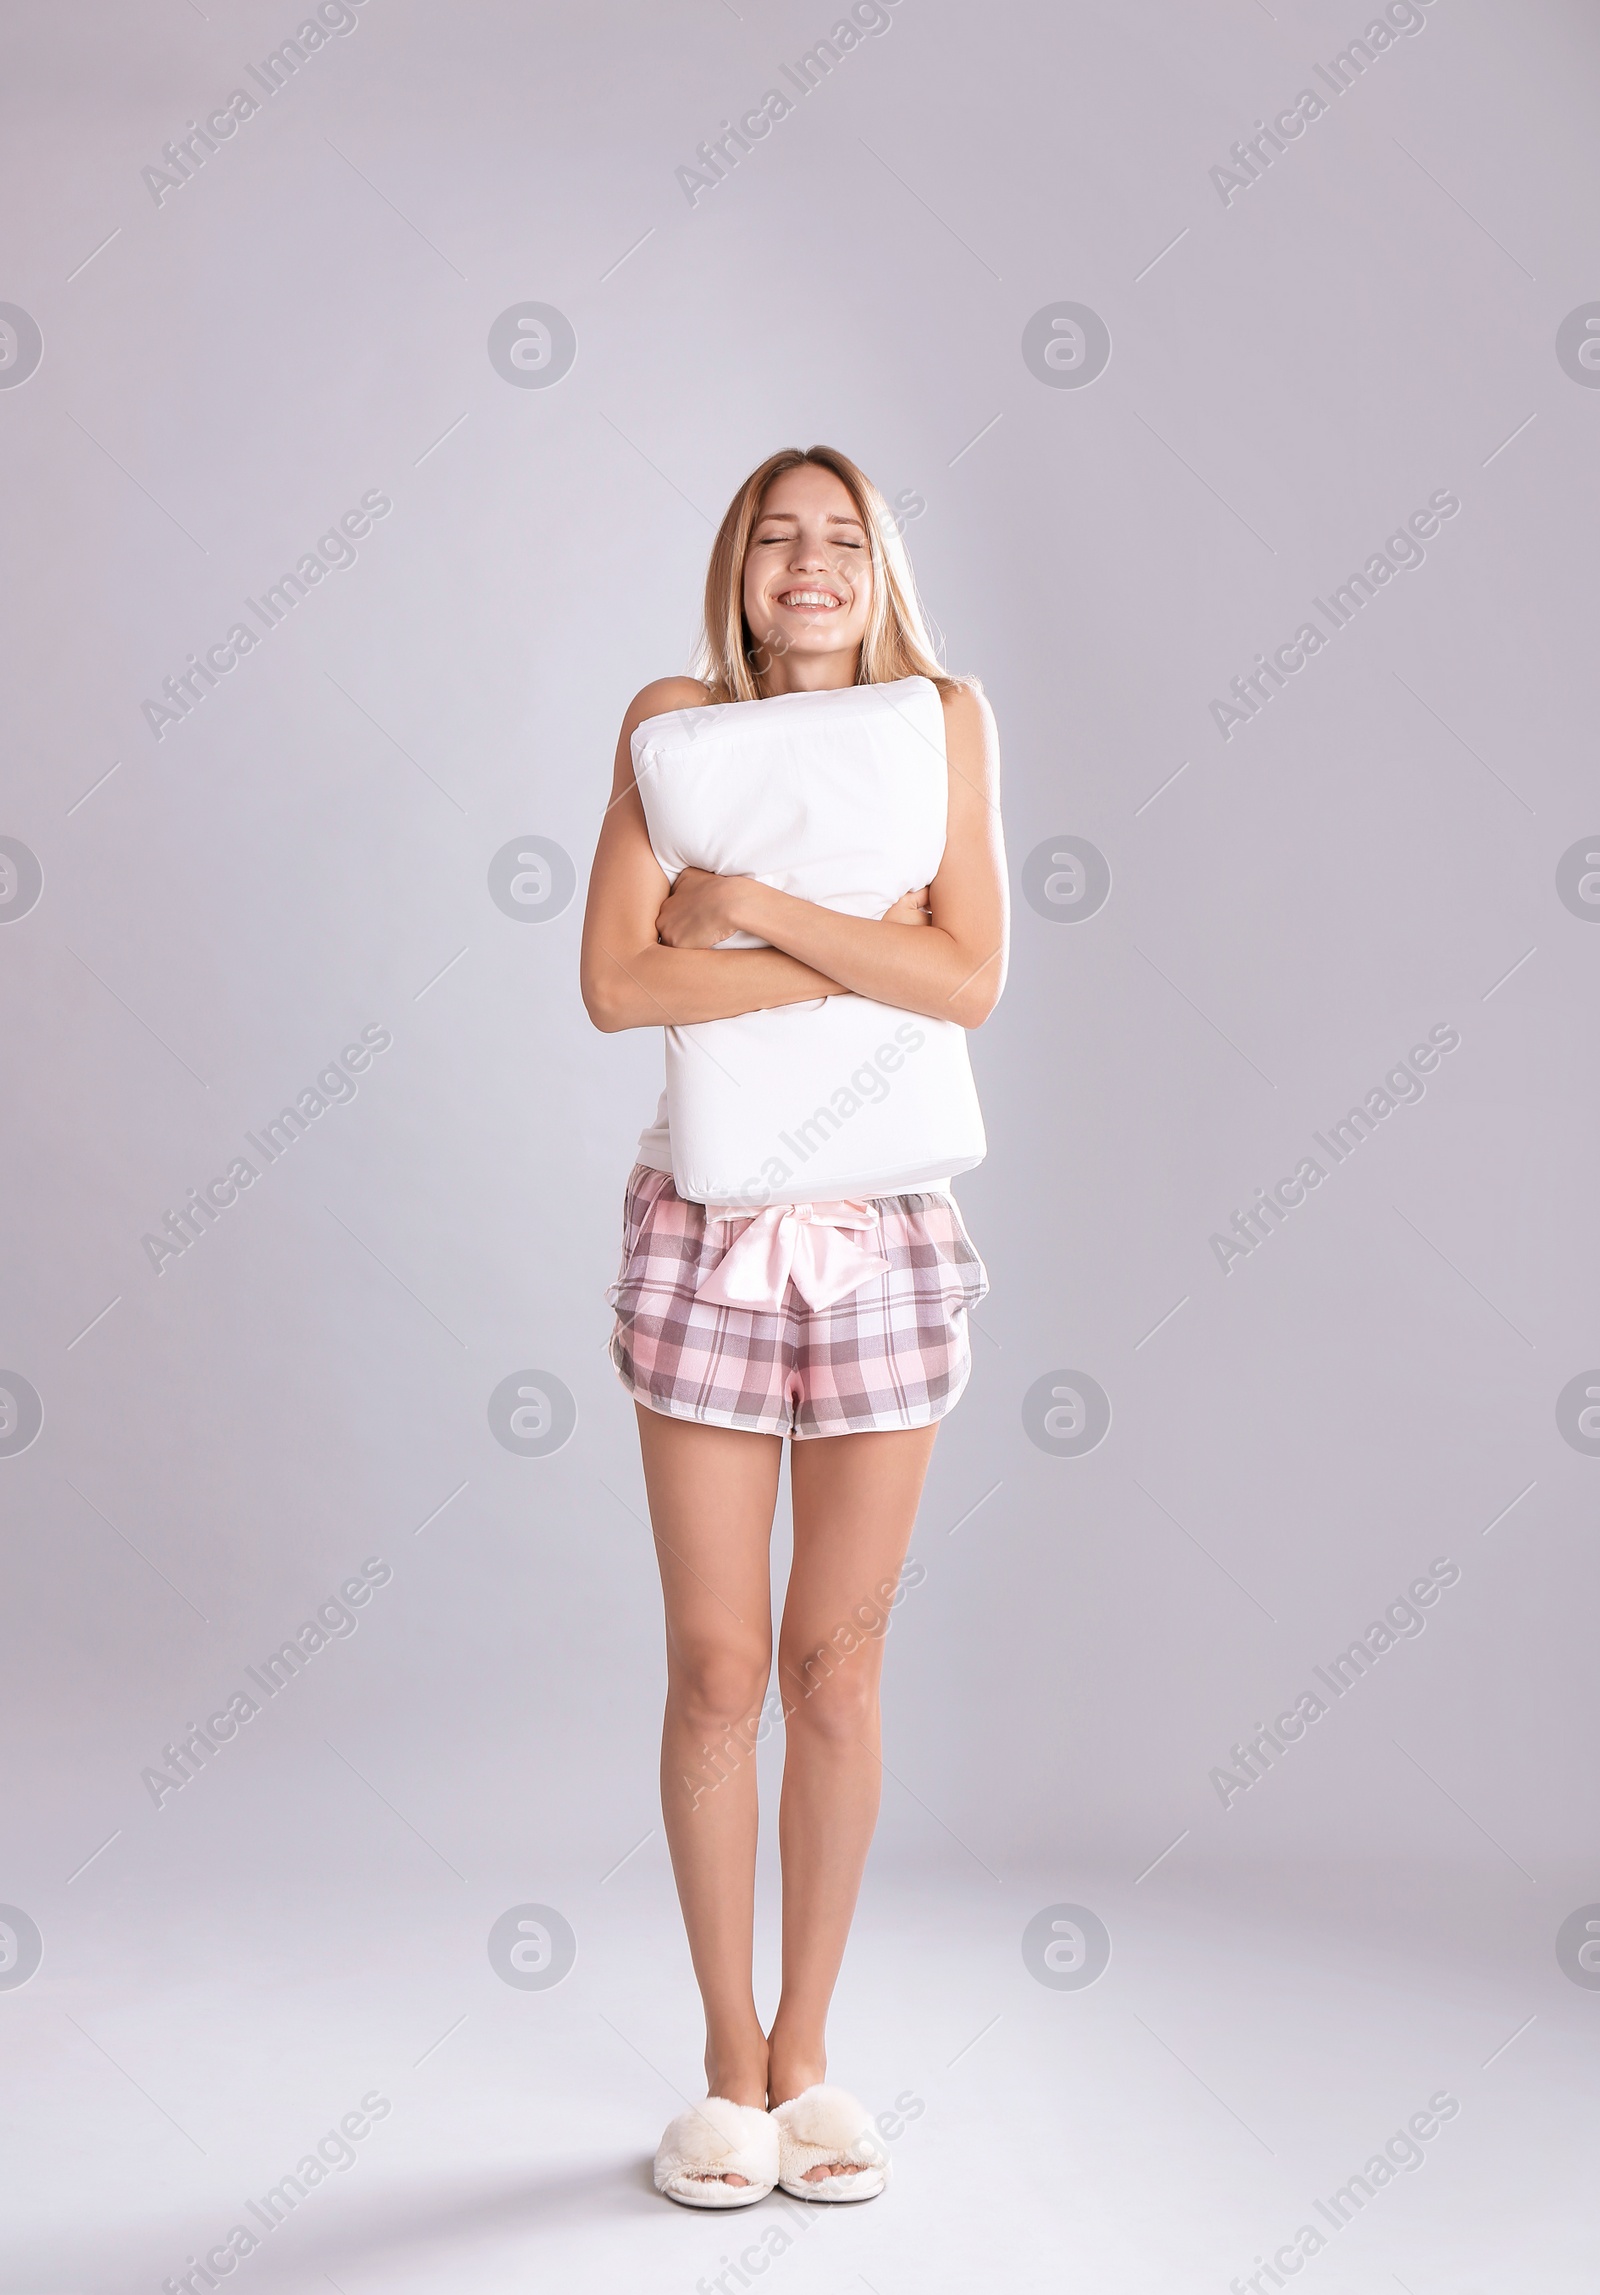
[779,1426,938,1700]
[635,1404,784,1672]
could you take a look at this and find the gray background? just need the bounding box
[3,0,1597,2286]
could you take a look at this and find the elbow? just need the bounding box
[950,988,1000,1030]
[583,935,664,1032]
[947,948,1006,1030]
[947,971,1004,1030]
[581,973,630,1033]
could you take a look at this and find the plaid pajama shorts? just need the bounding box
[607,1164,989,1439]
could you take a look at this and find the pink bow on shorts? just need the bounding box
[695,1200,890,1312]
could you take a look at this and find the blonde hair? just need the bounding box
[693,445,958,704]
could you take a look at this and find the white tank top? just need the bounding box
[630,676,986,1207]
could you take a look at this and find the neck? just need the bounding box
[758,650,861,697]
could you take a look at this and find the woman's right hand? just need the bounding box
[883,885,933,926]
[580,677,853,1030]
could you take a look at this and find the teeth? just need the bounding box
[779,590,840,607]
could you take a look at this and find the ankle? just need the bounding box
[705,2032,769,2110]
[765,2031,826,2107]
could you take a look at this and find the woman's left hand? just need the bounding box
[655,866,752,949]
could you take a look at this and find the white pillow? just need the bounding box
[631,677,987,1207]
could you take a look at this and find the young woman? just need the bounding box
[580,446,1007,2206]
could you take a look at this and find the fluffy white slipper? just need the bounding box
[654,2095,780,2208]
[770,2084,889,2202]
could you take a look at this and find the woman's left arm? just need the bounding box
[654,682,1010,1028]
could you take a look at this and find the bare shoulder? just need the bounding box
[623,675,713,737]
[605,677,714,806]
[939,677,1000,797]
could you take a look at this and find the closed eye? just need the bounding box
[753,525,866,545]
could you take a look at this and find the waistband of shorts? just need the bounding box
[623,1162,956,1213]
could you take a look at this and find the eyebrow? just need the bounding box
[754,511,864,527]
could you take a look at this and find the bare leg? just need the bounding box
[768,1424,937,2172]
[635,1405,782,2174]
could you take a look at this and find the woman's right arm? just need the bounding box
[579,679,844,1032]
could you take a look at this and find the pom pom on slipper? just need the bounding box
[654,2095,780,2208]
[770,2084,889,2202]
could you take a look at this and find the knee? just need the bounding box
[781,1651,879,1744]
[669,1645,771,1738]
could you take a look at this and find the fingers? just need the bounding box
[885,886,933,925]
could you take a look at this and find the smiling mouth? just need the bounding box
[774,588,844,611]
